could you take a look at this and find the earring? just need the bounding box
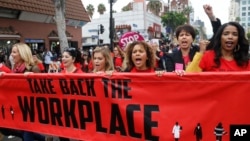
[234,44,240,52]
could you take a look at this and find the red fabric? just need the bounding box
[12,63,26,73]
[61,68,83,73]
[88,60,93,71]
[199,50,250,71]
[114,57,123,67]
[0,64,11,73]
[37,63,45,72]
[182,55,190,66]
[159,51,164,57]
[130,67,154,72]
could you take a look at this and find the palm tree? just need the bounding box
[97,3,106,15]
[147,0,162,16]
[122,2,133,11]
[161,11,187,40]
[182,6,193,24]
[52,0,68,55]
[86,4,95,19]
[235,17,241,22]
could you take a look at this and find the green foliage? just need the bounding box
[122,4,132,11]
[161,11,187,33]
[147,1,162,16]
[247,32,250,41]
[97,3,106,14]
[86,4,95,18]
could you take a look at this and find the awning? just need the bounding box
[48,30,72,40]
[0,26,21,38]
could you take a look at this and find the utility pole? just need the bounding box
[97,25,100,46]
[109,0,116,51]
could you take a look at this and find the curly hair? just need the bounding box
[212,22,249,68]
[124,41,155,71]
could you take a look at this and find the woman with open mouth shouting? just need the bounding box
[123,41,156,73]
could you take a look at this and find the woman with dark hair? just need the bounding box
[165,24,200,74]
[123,41,156,72]
[61,47,83,73]
[199,22,250,71]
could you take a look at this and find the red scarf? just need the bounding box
[12,63,26,73]
[130,67,154,73]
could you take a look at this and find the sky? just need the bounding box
[81,0,230,35]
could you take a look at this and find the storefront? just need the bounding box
[25,39,45,53]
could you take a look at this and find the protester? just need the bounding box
[61,47,83,73]
[194,123,202,141]
[113,46,125,72]
[81,51,92,72]
[188,22,250,72]
[214,122,227,141]
[59,47,84,141]
[203,4,222,50]
[32,50,45,73]
[0,43,52,141]
[123,41,156,72]
[43,48,53,72]
[165,24,199,74]
[172,122,182,141]
[92,46,114,73]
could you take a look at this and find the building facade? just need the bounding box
[82,0,164,48]
[0,0,90,56]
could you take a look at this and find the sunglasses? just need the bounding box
[65,47,76,51]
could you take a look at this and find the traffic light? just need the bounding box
[100,24,104,34]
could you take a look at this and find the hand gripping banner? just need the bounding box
[0,72,249,141]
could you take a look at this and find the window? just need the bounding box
[242,7,246,11]
[242,17,246,21]
[243,12,246,16]
[242,0,246,5]
[248,23,250,26]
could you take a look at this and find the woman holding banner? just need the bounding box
[0,43,52,141]
[58,47,84,141]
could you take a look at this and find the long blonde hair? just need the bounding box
[13,43,34,70]
[92,46,114,72]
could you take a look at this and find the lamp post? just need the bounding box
[109,0,116,51]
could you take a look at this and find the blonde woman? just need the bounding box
[92,46,114,73]
[11,43,40,73]
[0,42,53,141]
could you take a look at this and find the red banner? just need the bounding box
[0,72,249,141]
